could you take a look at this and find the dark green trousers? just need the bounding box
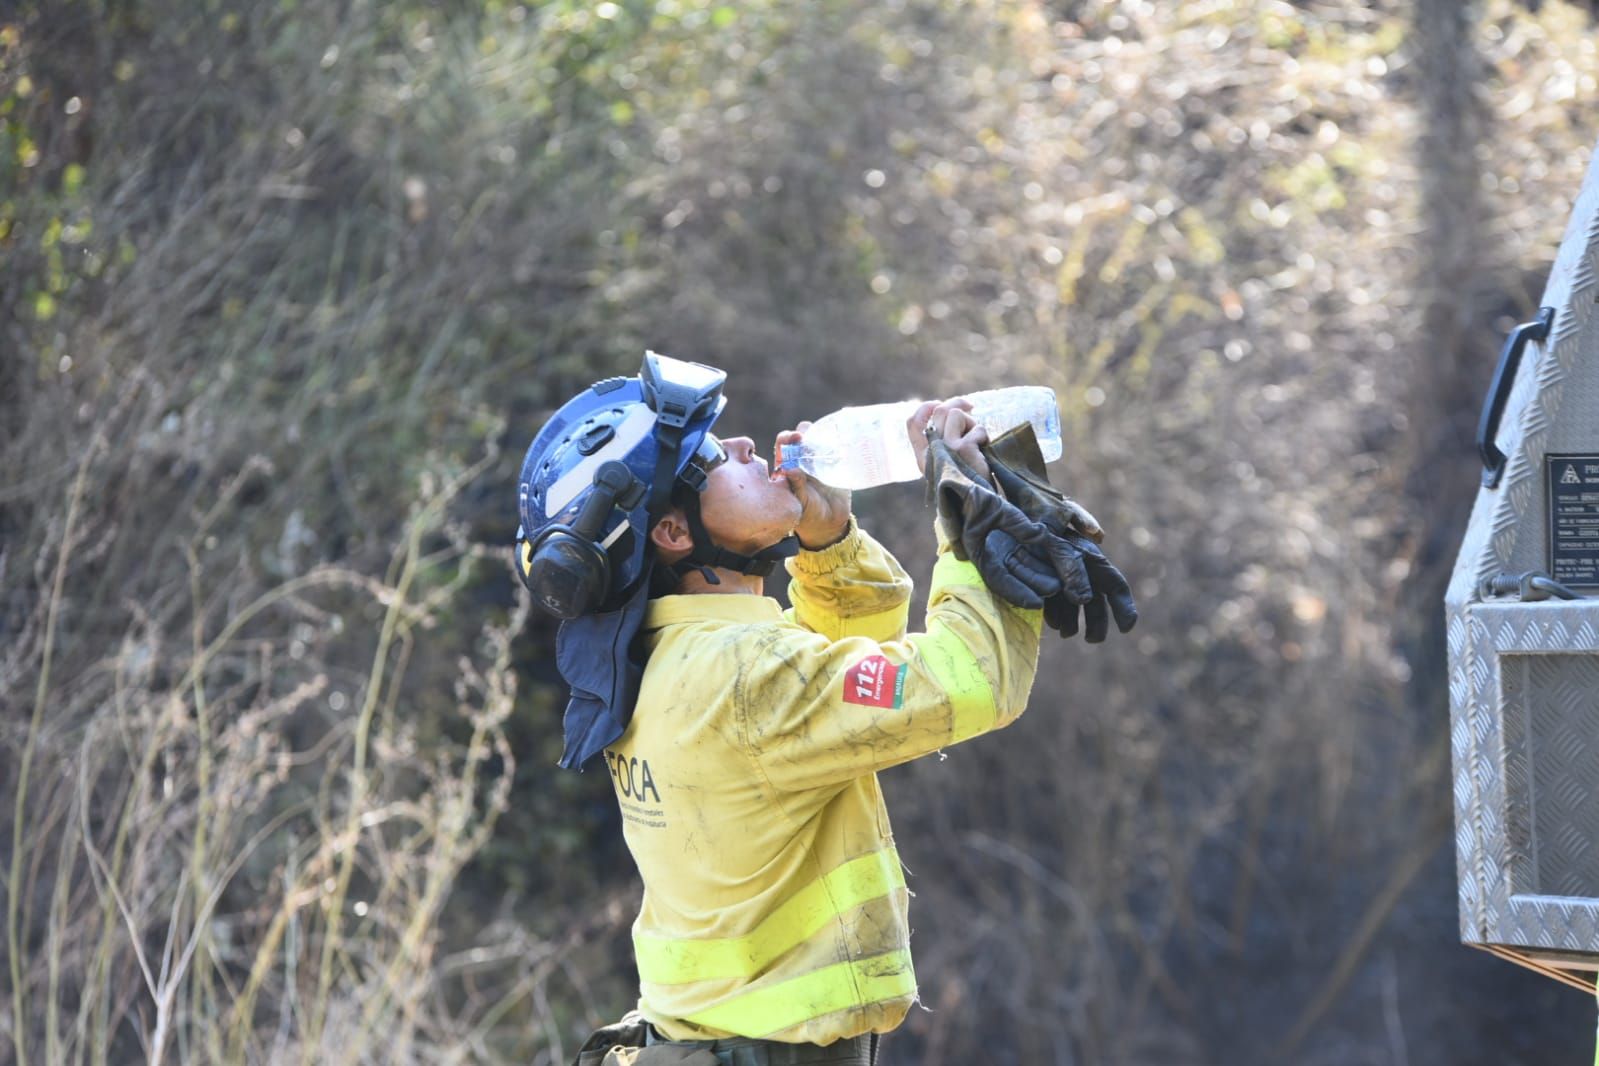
[644,1027,879,1066]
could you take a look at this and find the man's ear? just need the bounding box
[649,507,694,560]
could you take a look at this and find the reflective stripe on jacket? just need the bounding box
[607,519,1043,1045]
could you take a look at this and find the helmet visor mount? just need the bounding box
[678,433,727,494]
[691,434,728,474]
[640,351,726,429]
[640,351,727,528]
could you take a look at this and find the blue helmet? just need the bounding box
[517,349,804,621]
[518,352,800,770]
[516,351,729,619]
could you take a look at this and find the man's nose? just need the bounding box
[725,437,757,461]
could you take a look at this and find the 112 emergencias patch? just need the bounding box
[843,654,906,709]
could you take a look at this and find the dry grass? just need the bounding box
[5,0,1599,1063]
[3,424,543,1062]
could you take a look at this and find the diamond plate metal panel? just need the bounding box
[1445,136,1599,958]
[1512,654,1599,896]
[1460,605,1599,950]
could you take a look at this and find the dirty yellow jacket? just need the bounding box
[604,519,1043,1045]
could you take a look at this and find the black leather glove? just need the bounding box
[982,424,1105,543]
[1041,538,1137,642]
[980,425,1138,643]
[924,434,1074,609]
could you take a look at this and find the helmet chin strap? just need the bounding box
[668,492,799,586]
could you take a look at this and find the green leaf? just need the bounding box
[711,6,737,28]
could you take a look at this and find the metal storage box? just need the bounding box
[1448,139,1599,990]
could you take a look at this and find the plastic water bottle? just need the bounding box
[777,386,1063,490]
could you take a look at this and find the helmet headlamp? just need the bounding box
[640,351,726,428]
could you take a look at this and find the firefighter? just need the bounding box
[515,352,1134,1065]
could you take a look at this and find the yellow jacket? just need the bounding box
[604,519,1043,1044]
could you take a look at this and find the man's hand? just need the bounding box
[908,398,991,481]
[773,422,853,549]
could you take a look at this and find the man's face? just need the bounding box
[690,434,803,554]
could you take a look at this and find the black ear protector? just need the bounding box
[518,461,645,619]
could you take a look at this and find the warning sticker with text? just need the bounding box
[1547,454,1599,588]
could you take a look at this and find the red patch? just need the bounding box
[842,654,904,709]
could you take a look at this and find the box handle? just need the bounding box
[1477,306,1555,488]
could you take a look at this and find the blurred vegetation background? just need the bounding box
[5,0,1599,1062]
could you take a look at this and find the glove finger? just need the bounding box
[991,571,1047,609]
[1083,595,1110,643]
[1046,540,1094,603]
[1044,595,1079,639]
[975,555,1047,608]
[991,533,1062,600]
[1081,552,1137,631]
[1064,499,1104,543]
[937,485,972,553]
[985,456,1027,502]
[1082,549,1131,596]
[1108,590,1138,632]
